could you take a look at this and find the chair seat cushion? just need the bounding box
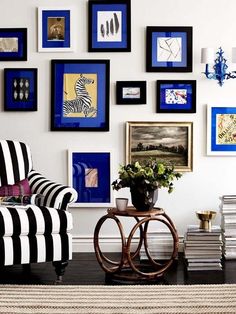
[0,205,72,237]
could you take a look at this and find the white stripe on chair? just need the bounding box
[30,205,45,235]
[14,141,26,181]
[1,141,14,184]
[20,236,30,264]
[52,234,62,261]
[68,233,72,260]
[4,237,13,266]
[16,208,29,236]
[47,207,60,234]
[0,207,13,237]
[36,235,46,263]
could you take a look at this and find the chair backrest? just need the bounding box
[0,140,33,186]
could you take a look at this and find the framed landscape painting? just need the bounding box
[146,26,192,72]
[38,7,74,52]
[88,0,131,52]
[116,81,146,104]
[126,121,193,172]
[207,105,236,155]
[156,80,196,113]
[51,59,110,131]
[0,28,27,61]
[68,150,112,207]
[4,68,37,111]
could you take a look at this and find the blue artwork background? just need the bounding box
[42,10,70,48]
[72,152,111,203]
[160,83,192,110]
[211,107,236,151]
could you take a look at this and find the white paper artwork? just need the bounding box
[157,37,182,62]
[0,37,18,52]
[165,89,187,104]
[97,11,122,42]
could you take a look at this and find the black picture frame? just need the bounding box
[88,0,131,52]
[156,80,196,113]
[0,28,27,61]
[116,81,146,104]
[4,68,37,111]
[146,26,192,72]
[51,59,110,131]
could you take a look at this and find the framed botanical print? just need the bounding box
[156,80,196,113]
[207,105,236,155]
[68,150,113,207]
[0,28,27,61]
[126,121,193,172]
[116,81,146,104]
[4,68,37,111]
[146,26,192,72]
[88,0,131,52]
[38,7,74,52]
[51,59,110,131]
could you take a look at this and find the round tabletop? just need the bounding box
[107,206,165,217]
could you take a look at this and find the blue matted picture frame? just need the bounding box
[207,105,236,155]
[116,81,146,105]
[4,68,37,111]
[88,0,131,52]
[51,59,110,131]
[156,80,196,113]
[38,7,74,52]
[68,150,113,207]
[146,26,192,72]
[0,28,27,61]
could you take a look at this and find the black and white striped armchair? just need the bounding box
[0,140,78,283]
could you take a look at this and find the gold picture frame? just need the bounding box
[126,121,193,172]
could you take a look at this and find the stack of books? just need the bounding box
[220,195,236,259]
[184,225,223,271]
[140,229,176,261]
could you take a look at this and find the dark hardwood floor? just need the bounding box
[0,253,235,285]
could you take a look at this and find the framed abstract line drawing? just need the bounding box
[4,68,37,111]
[88,0,131,52]
[126,121,193,172]
[38,7,74,52]
[156,80,196,113]
[51,59,110,131]
[207,105,236,156]
[116,81,146,104]
[0,28,27,61]
[146,26,192,72]
[68,150,112,207]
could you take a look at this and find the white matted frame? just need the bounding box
[68,150,113,207]
[38,7,75,52]
[207,105,236,156]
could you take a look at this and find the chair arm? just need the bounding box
[28,170,78,210]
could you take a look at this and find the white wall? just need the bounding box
[1,0,236,251]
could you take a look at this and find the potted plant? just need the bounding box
[112,159,182,211]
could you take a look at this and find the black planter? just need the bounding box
[130,188,158,211]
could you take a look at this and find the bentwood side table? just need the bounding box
[94,206,179,282]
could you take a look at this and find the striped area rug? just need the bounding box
[0,284,236,314]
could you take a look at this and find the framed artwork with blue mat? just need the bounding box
[38,7,74,52]
[51,59,110,131]
[68,150,113,207]
[156,80,196,113]
[146,26,192,72]
[116,81,146,104]
[207,105,236,155]
[0,28,27,61]
[4,68,37,111]
[88,0,131,52]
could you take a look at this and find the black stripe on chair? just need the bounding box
[29,236,38,263]
[48,186,68,209]
[7,140,20,183]
[12,237,21,265]
[40,207,53,235]
[45,234,53,261]
[43,184,61,207]
[61,234,69,261]
[0,144,8,186]
[26,207,37,236]
[0,212,5,237]
[0,238,5,265]
[58,210,68,234]
[8,207,21,236]
[20,141,29,178]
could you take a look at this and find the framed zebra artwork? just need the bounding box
[4,68,37,111]
[0,28,27,61]
[68,150,113,207]
[116,81,146,105]
[38,7,75,52]
[88,0,131,52]
[156,80,196,113]
[51,59,110,131]
[146,26,193,72]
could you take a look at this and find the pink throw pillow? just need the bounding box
[0,179,31,196]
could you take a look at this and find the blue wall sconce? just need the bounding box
[201,47,236,86]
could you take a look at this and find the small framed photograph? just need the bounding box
[116,81,146,104]
[38,7,74,52]
[88,0,131,52]
[146,26,192,72]
[126,121,193,172]
[4,68,37,111]
[68,150,113,207]
[207,105,236,156]
[156,80,196,113]
[51,59,110,131]
[0,28,27,61]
